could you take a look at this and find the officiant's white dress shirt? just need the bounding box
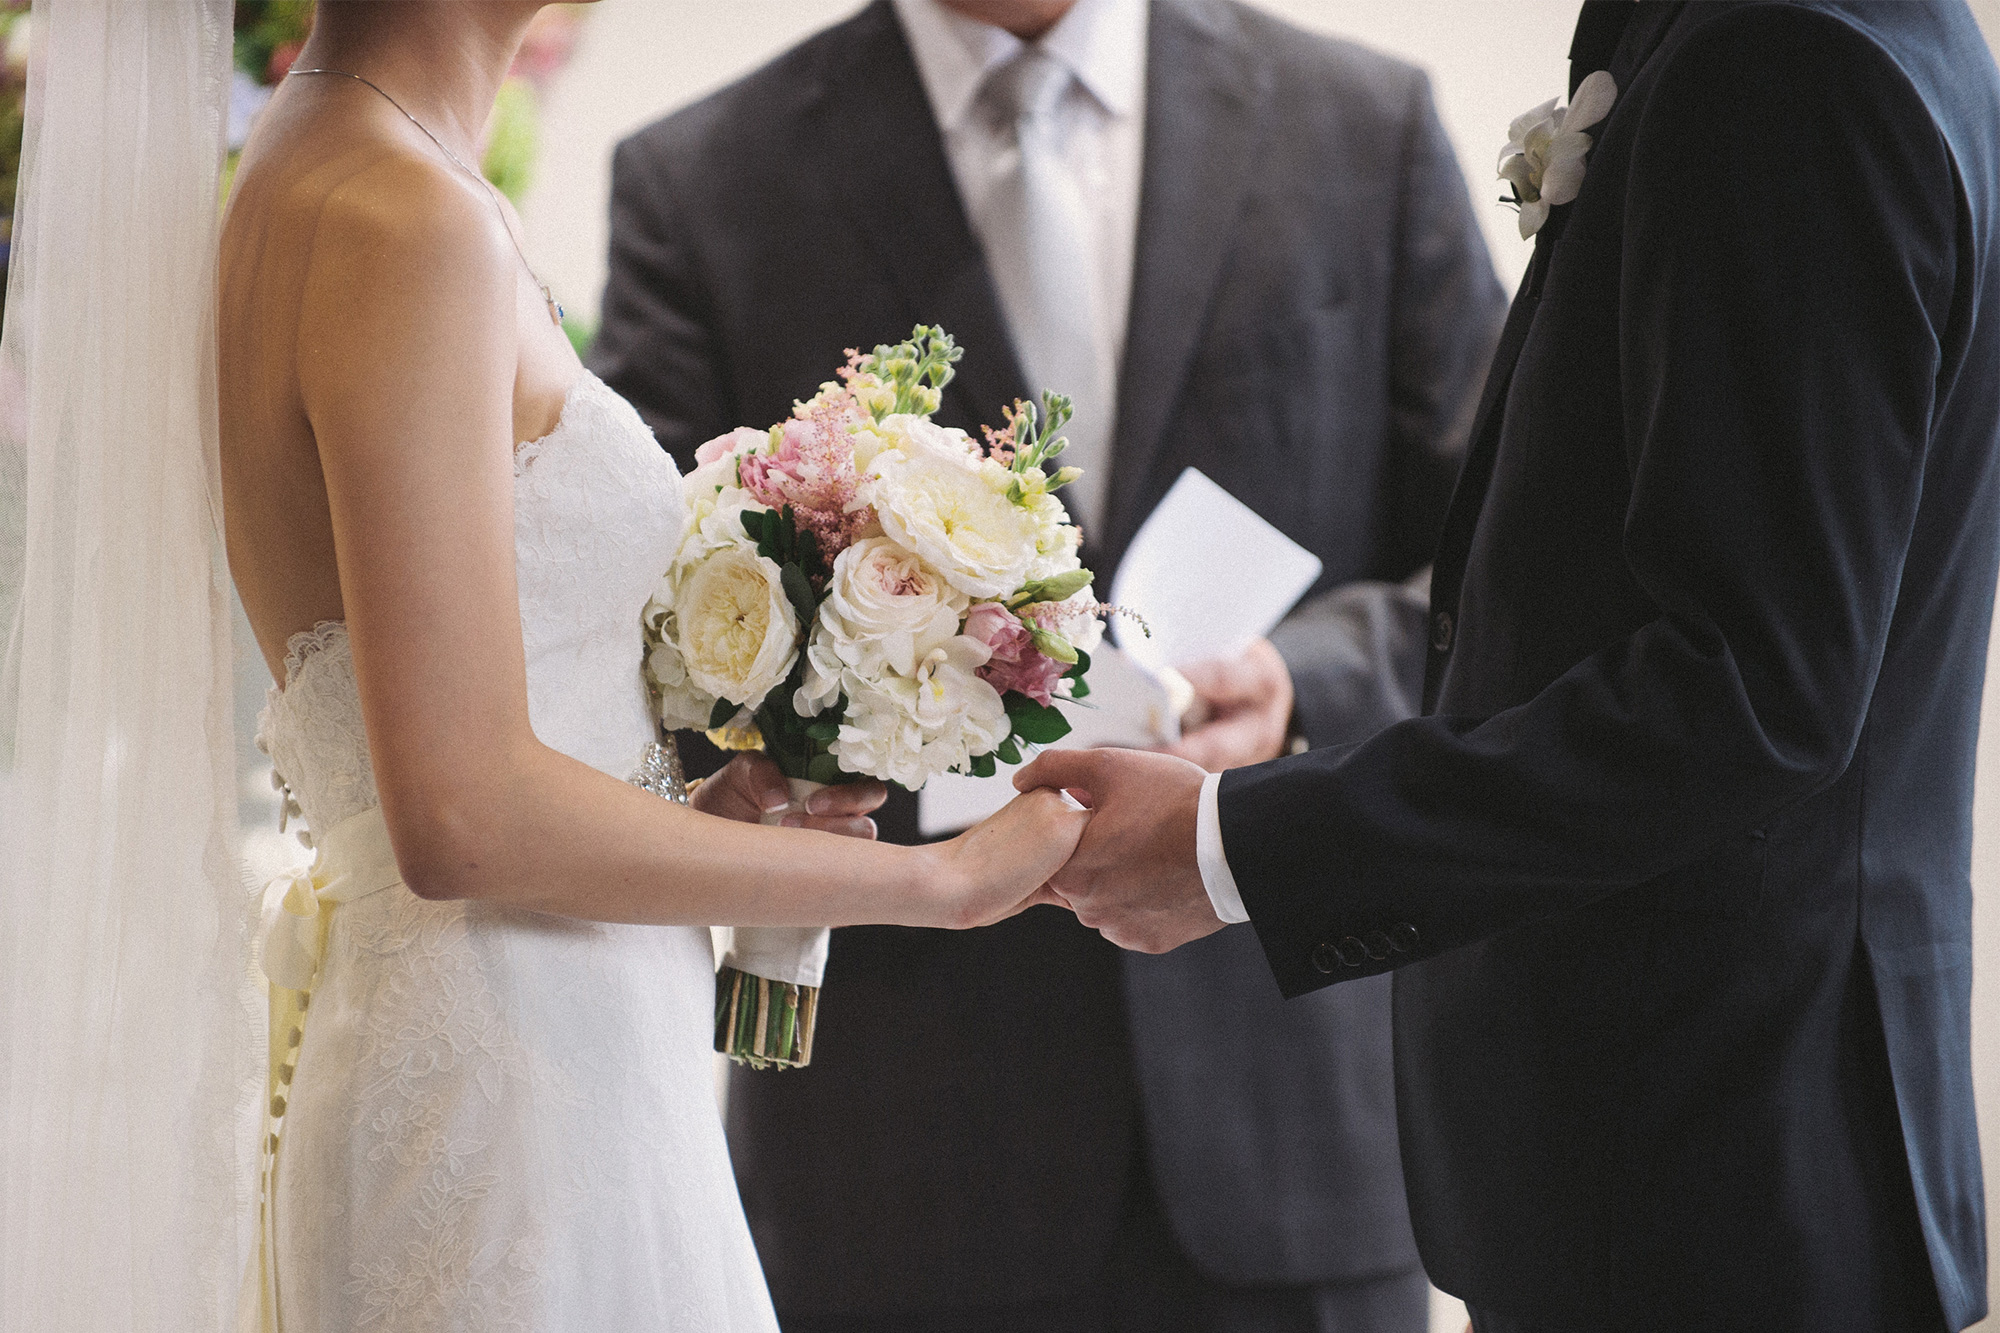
[891,0,1147,408]
[893,0,1249,926]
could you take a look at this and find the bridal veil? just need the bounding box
[0,3,256,1329]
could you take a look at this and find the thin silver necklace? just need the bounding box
[288,66,565,328]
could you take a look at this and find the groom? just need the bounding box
[1024,2,2000,1330]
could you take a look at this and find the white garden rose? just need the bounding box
[641,578,722,730]
[674,545,800,709]
[794,539,965,716]
[865,416,1039,599]
[825,538,966,669]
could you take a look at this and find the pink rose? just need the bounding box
[695,426,766,467]
[965,602,1069,705]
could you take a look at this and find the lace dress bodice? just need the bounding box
[255,372,685,834]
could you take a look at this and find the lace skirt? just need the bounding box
[271,883,778,1332]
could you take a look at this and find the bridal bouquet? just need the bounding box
[642,326,1107,1066]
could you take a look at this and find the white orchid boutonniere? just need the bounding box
[1498,69,1617,240]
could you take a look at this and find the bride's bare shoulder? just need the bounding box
[230,115,515,328]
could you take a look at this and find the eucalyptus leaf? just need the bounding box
[807,753,846,785]
[969,752,997,779]
[709,697,739,730]
[995,736,1022,766]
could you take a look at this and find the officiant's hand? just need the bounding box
[1014,748,1223,953]
[693,753,887,839]
[1163,638,1294,772]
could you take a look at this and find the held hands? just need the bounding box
[692,753,886,838]
[1163,637,1295,773]
[928,788,1092,928]
[700,750,1087,932]
[1013,748,1225,953]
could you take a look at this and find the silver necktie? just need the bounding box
[976,49,1111,538]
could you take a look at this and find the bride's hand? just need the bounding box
[924,787,1090,928]
[691,753,887,839]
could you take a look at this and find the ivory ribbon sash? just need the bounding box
[242,803,404,1333]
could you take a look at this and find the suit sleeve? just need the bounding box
[587,137,734,475]
[1271,71,1505,750]
[1223,9,1961,997]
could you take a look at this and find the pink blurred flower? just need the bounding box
[510,8,584,90]
[738,404,874,559]
[965,602,1068,705]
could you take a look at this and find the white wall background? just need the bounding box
[520,4,2000,1330]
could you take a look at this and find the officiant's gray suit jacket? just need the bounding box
[591,0,1504,1313]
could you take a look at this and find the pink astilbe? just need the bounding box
[964,602,1069,706]
[980,404,1021,465]
[738,402,874,559]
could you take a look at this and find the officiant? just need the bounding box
[591,0,1504,1328]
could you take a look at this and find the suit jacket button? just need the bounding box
[1389,922,1420,953]
[1311,943,1340,974]
[1431,612,1454,653]
[1335,936,1370,968]
[1364,931,1393,960]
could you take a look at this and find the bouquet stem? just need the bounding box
[714,966,819,1070]
[716,778,829,1069]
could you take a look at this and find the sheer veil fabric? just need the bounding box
[0,4,257,1330]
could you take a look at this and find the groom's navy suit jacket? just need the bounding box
[591,0,1503,1315]
[1224,3,2000,1328]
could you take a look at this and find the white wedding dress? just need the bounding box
[253,373,779,1332]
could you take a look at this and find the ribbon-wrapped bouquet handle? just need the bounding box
[628,743,826,1068]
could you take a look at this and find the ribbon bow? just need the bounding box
[261,863,329,992]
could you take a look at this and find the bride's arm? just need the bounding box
[295,164,1082,928]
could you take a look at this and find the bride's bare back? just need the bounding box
[220,73,575,686]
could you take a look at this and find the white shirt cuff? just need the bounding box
[1196,770,1250,924]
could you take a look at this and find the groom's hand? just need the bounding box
[693,752,886,838]
[1014,748,1224,953]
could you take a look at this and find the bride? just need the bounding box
[214,1,1085,1329]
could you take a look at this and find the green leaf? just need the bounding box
[1070,647,1091,677]
[781,564,818,628]
[1068,678,1091,700]
[805,720,841,743]
[1006,695,1073,745]
[995,736,1022,766]
[969,752,997,779]
[807,753,846,785]
[796,527,823,581]
[740,509,767,542]
[708,697,739,730]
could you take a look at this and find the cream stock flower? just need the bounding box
[673,545,800,710]
[1498,70,1616,239]
[864,415,1039,599]
[829,636,1010,789]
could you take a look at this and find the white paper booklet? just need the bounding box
[917,467,1323,836]
[1110,467,1324,672]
